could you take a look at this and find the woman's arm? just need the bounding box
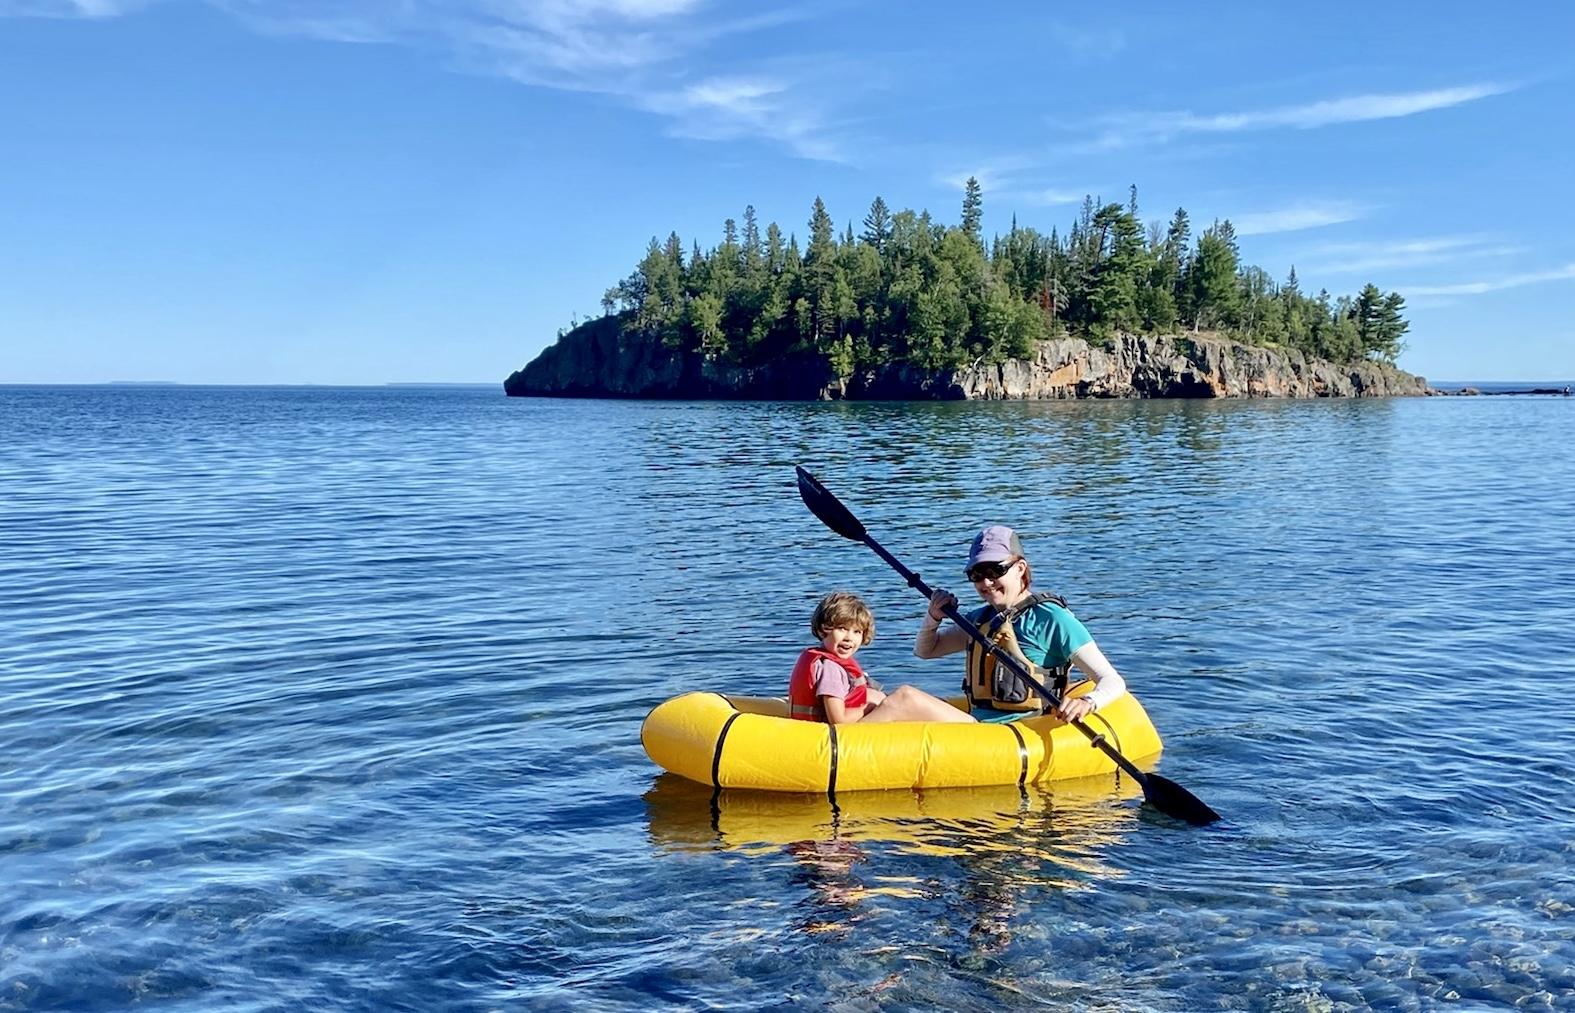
[914,589,972,659]
[914,624,970,658]
[1057,641,1127,720]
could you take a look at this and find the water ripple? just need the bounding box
[2,386,1574,1008]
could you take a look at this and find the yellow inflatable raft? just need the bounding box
[640,685,1163,793]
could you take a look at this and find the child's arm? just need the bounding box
[820,695,866,724]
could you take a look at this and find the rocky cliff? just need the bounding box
[504,319,1432,399]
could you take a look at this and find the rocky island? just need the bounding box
[507,320,1428,399]
[507,185,1429,401]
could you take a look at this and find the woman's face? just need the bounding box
[968,557,1027,608]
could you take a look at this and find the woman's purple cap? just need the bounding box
[967,525,1024,567]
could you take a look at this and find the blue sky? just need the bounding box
[3,1,1572,384]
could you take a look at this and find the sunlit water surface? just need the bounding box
[3,385,1573,1010]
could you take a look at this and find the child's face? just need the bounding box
[818,624,865,659]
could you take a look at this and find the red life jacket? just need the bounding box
[787,648,868,721]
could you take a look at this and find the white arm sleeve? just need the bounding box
[1069,641,1127,710]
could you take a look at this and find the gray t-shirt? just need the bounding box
[809,657,854,700]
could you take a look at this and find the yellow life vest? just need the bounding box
[964,592,1070,713]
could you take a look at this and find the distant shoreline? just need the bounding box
[2,379,1570,391]
[1,381,498,389]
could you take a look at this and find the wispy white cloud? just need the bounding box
[1082,82,1516,150]
[4,0,848,160]
[937,156,1045,194]
[1171,84,1511,132]
[1232,201,1365,236]
[937,159,1100,211]
[1298,235,1525,275]
[643,74,847,162]
[1016,188,1089,207]
[0,0,148,15]
[1401,263,1575,297]
[207,0,728,87]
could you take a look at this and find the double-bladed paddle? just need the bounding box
[795,464,1221,827]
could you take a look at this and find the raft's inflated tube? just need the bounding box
[640,688,1163,793]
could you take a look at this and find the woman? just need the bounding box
[914,525,1127,723]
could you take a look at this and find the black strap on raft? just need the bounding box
[826,722,840,802]
[1006,723,1029,786]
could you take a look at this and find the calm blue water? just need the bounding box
[3,385,1574,1010]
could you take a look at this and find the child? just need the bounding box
[788,592,974,725]
[787,592,885,724]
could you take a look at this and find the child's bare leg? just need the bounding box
[859,685,976,724]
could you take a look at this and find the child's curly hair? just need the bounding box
[811,591,875,644]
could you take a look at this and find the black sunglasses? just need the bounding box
[965,558,1018,582]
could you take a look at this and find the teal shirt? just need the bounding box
[968,599,1092,668]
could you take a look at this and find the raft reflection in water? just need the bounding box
[644,773,1143,944]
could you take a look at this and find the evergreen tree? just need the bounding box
[1086,202,1144,335]
[1368,290,1409,363]
[1237,266,1280,344]
[637,237,687,347]
[765,223,786,274]
[861,196,892,251]
[742,206,762,269]
[805,197,840,345]
[1161,208,1192,316]
[689,292,725,359]
[1353,283,1384,351]
[1188,222,1241,331]
[961,177,984,243]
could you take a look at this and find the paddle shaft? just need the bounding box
[860,532,1156,789]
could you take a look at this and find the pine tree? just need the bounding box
[638,236,688,347]
[765,223,785,274]
[961,177,983,243]
[1353,283,1384,350]
[742,206,762,269]
[1086,203,1143,335]
[1368,290,1409,363]
[861,196,892,251]
[689,292,725,359]
[1162,208,1192,323]
[1189,222,1241,331]
[804,197,841,345]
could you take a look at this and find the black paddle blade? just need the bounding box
[795,466,866,542]
[1141,773,1222,826]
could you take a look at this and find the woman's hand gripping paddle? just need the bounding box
[795,465,1221,827]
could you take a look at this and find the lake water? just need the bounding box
[3,385,1574,1010]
